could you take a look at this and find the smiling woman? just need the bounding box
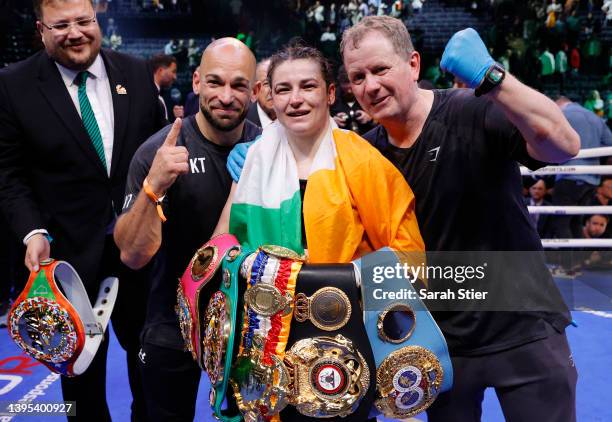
[215,40,424,263]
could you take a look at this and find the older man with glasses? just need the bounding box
[0,0,166,420]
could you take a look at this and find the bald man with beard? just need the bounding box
[114,38,261,420]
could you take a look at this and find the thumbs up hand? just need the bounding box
[147,118,189,196]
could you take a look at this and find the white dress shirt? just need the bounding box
[256,103,274,129]
[56,54,115,175]
[155,82,168,120]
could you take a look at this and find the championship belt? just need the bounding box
[281,264,375,421]
[8,259,118,377]
[356,249,453,419]
[176,233,241,368]
[230,246,304,422]
[206,244,252,422]
[284,334,370,419]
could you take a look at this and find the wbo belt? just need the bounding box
[176,233,241,368]
[281,264,374,421]
[8,259,117,377]
[355,248,453,419]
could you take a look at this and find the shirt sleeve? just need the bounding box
[601,120,612,147]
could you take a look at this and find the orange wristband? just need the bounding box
[143,178,167,222]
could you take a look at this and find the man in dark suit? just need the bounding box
[524,178,555,238]
[0,0,165,420]
[246,57,276,128]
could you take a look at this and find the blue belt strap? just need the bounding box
[354,248,453,418]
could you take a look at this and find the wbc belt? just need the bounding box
[8,259,117,377]
[176,233,241,368]
[206,245,253,422]
[281,264,374,421]
[355,249,453,419]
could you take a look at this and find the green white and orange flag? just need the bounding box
[229,118,424,263]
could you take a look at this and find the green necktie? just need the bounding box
[75,71,107,170]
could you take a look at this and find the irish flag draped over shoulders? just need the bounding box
[229,118,424,263]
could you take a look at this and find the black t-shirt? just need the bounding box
[122,115,261,349]
[363,89,572,355]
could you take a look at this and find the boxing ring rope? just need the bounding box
[528,206,612,215]
[521,148,612,248]
[541,239,612,248]
[573,146,612,159]
[520,166,612,176]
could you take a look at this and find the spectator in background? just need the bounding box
[164,38,178,55]
[412,0,423,13]
[570,44,580,74]
[556,44,568,89]
[584,89,602,112]
[525,178,555,238]
[149,54,178,121]
[331,65,374,135]
[603,0,612,26]
[329,3,337,27]
[590,177,612,206]
[588,177,612,238]
[552,96,612,238]
[320,25,338,58]
[359,0,370,18]
[187,38,200,69]
[105,17,117,38]
[538,47,555,82]
[582,214,609,239]
[314,1,326,26]
[109,32,122,50]
[246,57,276,128]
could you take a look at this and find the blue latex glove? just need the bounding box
[226,136,259,182]
[440,28,494,89]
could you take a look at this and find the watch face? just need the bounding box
[490,68,504,83]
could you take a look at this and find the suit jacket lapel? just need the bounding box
[101,50,130,180]
[37,53,107,175]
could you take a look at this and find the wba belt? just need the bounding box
[280,264,374,421]
[356,248,453,419]
[8,259,117,377]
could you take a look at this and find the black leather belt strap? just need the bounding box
[281,264,376,422]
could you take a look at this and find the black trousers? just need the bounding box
[427,322,577,422]
[138,342,201,422]
[61,236,147,421]
[551,179,596,239]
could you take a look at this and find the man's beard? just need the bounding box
[200,102,248,132]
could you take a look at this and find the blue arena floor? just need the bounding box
[1,282,610,421]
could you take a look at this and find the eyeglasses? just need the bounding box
[40,16,97,34]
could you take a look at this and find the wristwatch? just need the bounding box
[475,62,506,97]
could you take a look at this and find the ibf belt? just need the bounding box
[176,233,241,368]
[230,246,304,422]
[355,248,453,419]
[281,264,376,421]
[8,259,117,377]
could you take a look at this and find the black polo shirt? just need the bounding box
[363,89,572,356]
[122,115,261,350]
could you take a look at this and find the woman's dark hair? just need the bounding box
[267,38,334,88]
